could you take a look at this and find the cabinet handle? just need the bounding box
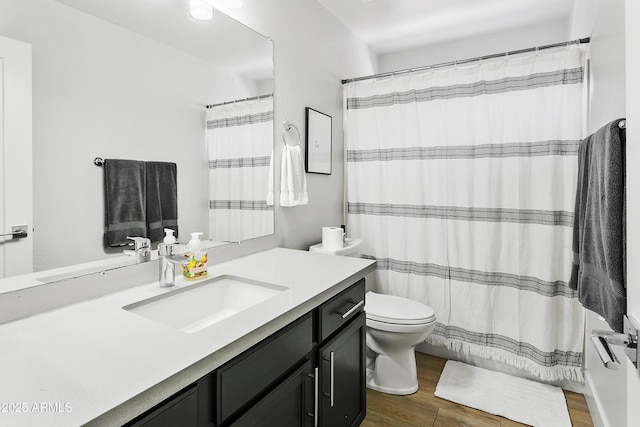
[307,367,319,427]
[321,351,336,408]
[329,351,335,407]
[340,300,364,319]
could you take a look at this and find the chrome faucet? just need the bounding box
[158,243,185,288]
[126,237,151,263]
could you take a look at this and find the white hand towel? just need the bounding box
[280,144,308,207]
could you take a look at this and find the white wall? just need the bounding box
[378,18,570,73]
[569,1,627,426]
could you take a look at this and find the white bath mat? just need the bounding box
[434,360,571,427]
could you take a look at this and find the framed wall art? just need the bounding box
[305,107,332,174]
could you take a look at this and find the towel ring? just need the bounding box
[282,119,300,147]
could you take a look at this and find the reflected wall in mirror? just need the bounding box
[0,0,274,277]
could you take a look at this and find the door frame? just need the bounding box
[0,35,33,279]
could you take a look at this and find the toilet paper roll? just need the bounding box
[322,227,344,249]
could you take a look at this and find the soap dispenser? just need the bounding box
[157,228,177,256]
[158,228,181,288]
[183,232,207,280]
[163,228,176,244]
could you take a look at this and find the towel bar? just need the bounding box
[0,225,28,239]
[591,315,639,370]
[282,119,300,147]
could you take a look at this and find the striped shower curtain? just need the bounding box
[345,46,587,382]
[207,96,274,242]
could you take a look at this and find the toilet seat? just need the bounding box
[366,317,436,333]
[365,291,436,330]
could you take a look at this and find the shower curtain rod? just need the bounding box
[206,93,273,109]
[341,37,590,84]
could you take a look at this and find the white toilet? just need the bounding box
[309,238,437,395]
[364,291,436,395]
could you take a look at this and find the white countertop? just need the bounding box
[0,248,375,426]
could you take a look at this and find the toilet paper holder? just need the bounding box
[591,315,639,369]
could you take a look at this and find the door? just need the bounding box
[0,35,32,279]
[319,312,366,427]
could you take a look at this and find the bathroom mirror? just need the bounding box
[0,0,274,278]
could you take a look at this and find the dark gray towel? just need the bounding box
[103,159,147,247]
[569,119,626,332]
[145,161,178,243]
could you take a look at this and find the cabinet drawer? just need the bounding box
[216,312,313,425]
[318,279,365,342]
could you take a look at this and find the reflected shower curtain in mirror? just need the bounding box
[345,45,587,381]
[207,96,274,242]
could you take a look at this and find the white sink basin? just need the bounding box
[124,275,288,333]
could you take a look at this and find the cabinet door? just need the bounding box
[125,384,198,427]
[216,313,313,424]
[230,360,316,427]
[319,312,366,427]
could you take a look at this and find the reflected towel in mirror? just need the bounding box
[103,159,147,246]
[146,161,178,242]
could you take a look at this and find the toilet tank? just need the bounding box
[309,238,363,257]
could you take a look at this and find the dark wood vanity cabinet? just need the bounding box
[125,279,366,427]
[227,278,366,427]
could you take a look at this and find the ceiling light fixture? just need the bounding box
[190,0,214,20]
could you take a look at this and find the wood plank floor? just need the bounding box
[362,352,593,427]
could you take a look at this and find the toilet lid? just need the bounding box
[365,291,436,325]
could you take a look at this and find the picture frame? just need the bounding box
[305,107,332,174]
